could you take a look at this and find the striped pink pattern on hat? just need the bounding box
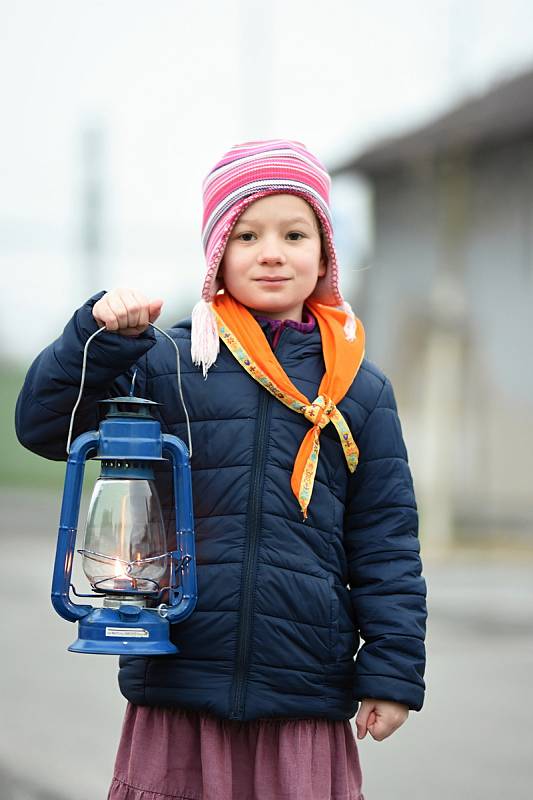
[200,139,343,306]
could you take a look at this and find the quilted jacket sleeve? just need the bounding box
[344,376,427,711]
[15,291,157,461]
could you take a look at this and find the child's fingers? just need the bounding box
[367,707,408,742]
[120,288,142,330]
[127,288,151,330]
[137,292,153,329]
[113,326,149,337]
[119,287,152,330]
[92,288,163,335]
[368,715,397,742]
[104,292,131,331]
[367,718,386,742]
[125,289,163,330]
[92,295,121,331]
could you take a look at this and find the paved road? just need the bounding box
[1,488,531,799]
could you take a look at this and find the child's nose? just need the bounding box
[257,237,286,264]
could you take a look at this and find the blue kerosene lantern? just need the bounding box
[51,394,197,655]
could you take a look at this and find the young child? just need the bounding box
[16,139,427,800]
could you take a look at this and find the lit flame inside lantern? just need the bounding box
[113,557,133,590]
[114,558,125,578]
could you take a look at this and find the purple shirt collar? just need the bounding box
[251,307,316,349]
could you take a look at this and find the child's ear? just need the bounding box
[318,255,327,278]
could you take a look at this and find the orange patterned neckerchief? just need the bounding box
[211,293,366,520]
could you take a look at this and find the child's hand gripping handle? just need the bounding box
[92,287,164,337]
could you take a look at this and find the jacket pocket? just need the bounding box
[328,578,358,664]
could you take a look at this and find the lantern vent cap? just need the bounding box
[98,396,161,419]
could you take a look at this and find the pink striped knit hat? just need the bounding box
[191,139,356,376]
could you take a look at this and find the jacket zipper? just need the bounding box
[228,329,284,719]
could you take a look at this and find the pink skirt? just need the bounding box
[108,703,364,800]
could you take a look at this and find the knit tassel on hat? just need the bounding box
[191,299,219,378]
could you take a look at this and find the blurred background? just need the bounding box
[1,1,532,798]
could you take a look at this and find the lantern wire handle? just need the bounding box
[129,367,138,396]
[150,323,193,460]
[66,323,193,459]
[66,327,105,455]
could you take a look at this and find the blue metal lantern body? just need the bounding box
[51,397,197,655]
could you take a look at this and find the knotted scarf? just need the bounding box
[211,292,366,519]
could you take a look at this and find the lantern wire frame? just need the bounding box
[69,551,193,600]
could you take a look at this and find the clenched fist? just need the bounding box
[355,698,409,742]
[92,288,164,337]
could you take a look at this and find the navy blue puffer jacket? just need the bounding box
[15,292,427,721]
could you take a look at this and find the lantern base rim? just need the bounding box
[67,606,180,656]
[68,638,179,656]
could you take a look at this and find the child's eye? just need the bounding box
[287,232,304,241]
[237,232,256,242]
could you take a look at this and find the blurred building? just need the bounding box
[333,69,533,550]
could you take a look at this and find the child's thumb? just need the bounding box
[355,705,370,740]
[149,298,164,322]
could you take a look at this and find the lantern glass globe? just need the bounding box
[82,478,167,594]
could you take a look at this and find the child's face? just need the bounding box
[218,194,327,322]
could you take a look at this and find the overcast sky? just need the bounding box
[2,0,533,360]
